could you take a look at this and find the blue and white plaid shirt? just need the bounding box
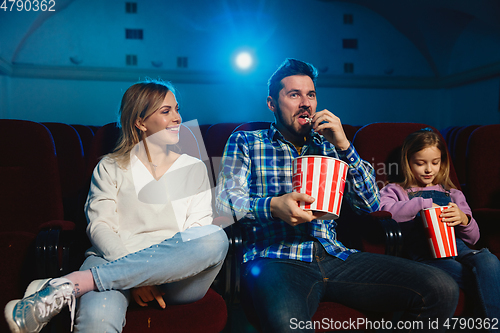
[216,123,380,263]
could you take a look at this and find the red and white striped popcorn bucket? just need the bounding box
[421,206,457,258]
[292,156,348,220]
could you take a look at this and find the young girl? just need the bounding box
[379,127,500,322]
[4,79,228,333]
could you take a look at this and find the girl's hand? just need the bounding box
[440,203,469,227]
[431,203,440,207]
[131,286,166,308]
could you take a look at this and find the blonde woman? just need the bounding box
[5,80,228,333]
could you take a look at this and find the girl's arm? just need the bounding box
[379,184,433,222]
[448,189,480,245]
[85,158,130,261]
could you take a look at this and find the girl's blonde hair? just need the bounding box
[109,79,176,168]
[399,128,456,190]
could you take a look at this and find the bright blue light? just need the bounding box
[235,52,253,70]
[250,265,261,277]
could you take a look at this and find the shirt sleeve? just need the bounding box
[450,189,480,245]
[379,183,433,222]
[85,158,130,261]
[215,132,276,225]
[336,144,380,214]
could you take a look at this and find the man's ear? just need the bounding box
[267,96,276,112]
[135,118,146,132]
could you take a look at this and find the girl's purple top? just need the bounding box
[379,183,480,245]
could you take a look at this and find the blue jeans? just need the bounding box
[421,238,500,321]
[73,225,228,333]
[242,242,458,333]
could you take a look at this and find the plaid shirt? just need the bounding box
[216,123,380,263]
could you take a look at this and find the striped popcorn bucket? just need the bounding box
[421,206,458,258]
[292,156,348,220]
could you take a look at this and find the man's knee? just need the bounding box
[421,266,459,311]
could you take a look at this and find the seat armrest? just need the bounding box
[211,216,237,306]
[335,209,403,256]
[36,220,76,278]
[368,211,403,256]
[219,212,403,311]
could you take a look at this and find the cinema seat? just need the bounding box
[353,122,459,188]
[205,122,242,186]
[0,119,75,331]
[71,124,95,168]
[466,125,500,258]
[451,125,480,190]
[42,122,87,224]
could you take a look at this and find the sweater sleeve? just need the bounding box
[449,189,480,245]
[379,183,433,222]
[182,159,213,229]
[85,158,130,261]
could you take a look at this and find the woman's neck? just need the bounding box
[138,139,180,180]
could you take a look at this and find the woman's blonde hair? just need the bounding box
[109,79,176,167]
[399,128,456,190]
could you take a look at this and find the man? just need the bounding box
[216,58,458,333]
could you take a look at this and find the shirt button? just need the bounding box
[350,157,354,162]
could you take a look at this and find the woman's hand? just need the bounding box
[131,286,166,308]
[440,203,469,227]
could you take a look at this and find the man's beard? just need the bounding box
[275,104,311,138]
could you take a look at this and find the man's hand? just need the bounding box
[312,110,350,151]
[131,286,166,309]
[270,192,319,226]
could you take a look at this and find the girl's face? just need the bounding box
[409,146,441,187]
[141,91,181,145]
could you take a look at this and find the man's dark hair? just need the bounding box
[267,58,318,101]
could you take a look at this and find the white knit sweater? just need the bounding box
[84,153,213,261]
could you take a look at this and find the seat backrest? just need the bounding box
[452,125,480,186]
[204,122,242,183]
[466,125,500,210]
[205,123,242,158]
[42,123,86,199]
[233,121,271,133]
[43,122,87,223]
[342,124,358,142]
[71,124,95,165]
[87,122,121,177]
[88,122,202,173]
[446,126,464,159]
[198,124,211,144]
[0,120,64,231]
[353,122,460,190]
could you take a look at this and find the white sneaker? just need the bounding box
[4,278,75,333]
